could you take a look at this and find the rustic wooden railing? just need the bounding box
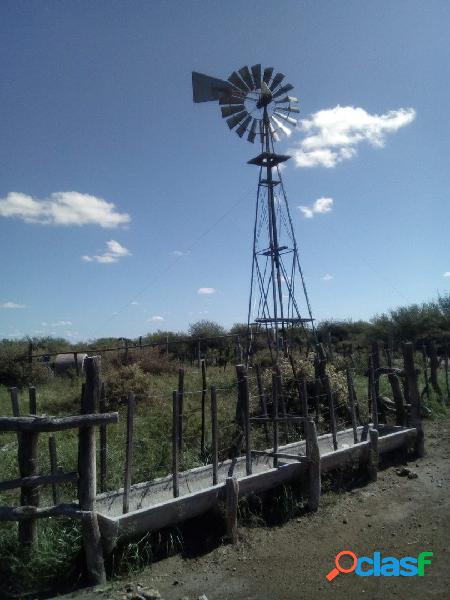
[0,357,118,585]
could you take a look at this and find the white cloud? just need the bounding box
[148,315,164,322]
[42,320,72,327]
[1,302,26,309]
[443,272,450,278]
[131,301,139,305]
[171,250,190,257]
[197,287,216,295]
[299,197,334,219]
[290,105,416,168]
[321,274,334,282]
[0,191,130,228]
[82,239,131,264]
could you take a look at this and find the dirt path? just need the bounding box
[68,417,450,600]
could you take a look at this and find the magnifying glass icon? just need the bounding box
[326,550,357,581]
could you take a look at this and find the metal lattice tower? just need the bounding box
[192,65,315,361]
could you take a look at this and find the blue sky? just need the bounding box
[1,0,449,341]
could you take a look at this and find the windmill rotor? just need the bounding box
[192,64,300,143]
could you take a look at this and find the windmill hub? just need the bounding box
[192,65,315,360]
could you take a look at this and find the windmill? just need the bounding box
[192,65,315,361]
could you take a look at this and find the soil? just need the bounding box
[65,416,450,600]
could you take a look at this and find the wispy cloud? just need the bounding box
[131,301,139,305]
[0,191,130,228]
[443,272,450,278]
[171,250,190,257]
[0,302,26,309]
[197,287,216,295]
[148,315,164,322]
[82,240,131,264]
[299,197,333,219]
[290,105,416,168]
[41,320,72,327]
[321,274,334,282]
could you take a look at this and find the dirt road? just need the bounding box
[69,416,450,600]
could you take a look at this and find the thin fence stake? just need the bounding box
[172,390,179,498]
[324,374,338,450]
[99,383,107,493]
[122,393,135,515]
[28,387,37,416]
[272,372,279,469]
[10,387,20,417]
[236,364,251,475]
[211,386,218,485]
[201,360,206,457]
[403,342,424,458]
[346,368,358,444]
[178,368,185,451]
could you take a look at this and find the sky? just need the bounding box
[1,0,449,342]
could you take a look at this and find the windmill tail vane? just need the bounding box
[192,65,316,362]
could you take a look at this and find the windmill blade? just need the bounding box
[247,118,258,143]
[236,115,252,137]
[274,95,298,104]
[271,115,291,136]
[228,71,249,92]
[226,110,249,130]
[272,83,294,99]
[274,111,298,126]
[262,67,274,85]
[239,66,255,90]
[221,104,245,118]
[192,71,234,103]
[269,72,285,91]
[269,120,280,142]
[251,64,261,89]
[277,105,300,114]
[219,92,246,105]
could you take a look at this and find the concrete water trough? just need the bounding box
[96,424,417,550]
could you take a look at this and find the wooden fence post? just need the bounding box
[172,391,179,498]
[200,361,206,457]
[78,355,106,586]
[421,345,431,405]
[306,418,320,511]
[178,368,185,452]
[255,364,269,444]
[324,375,338,450]
[74,352,80,377]
[236,365,251,476]
[10,387,20,417]
[403,342,424,458]
[48,435,60,505]
[28,387,37,416]
[368,354,379,429]
[272,372,279,469]
[211,386,218,485]
[368,427,379,482]
[99,383,107,493]
[428,340,442,399]
[122,393,135,514]
[346,368,358,444]
[225,476,239,544]
[18,430,39,547]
